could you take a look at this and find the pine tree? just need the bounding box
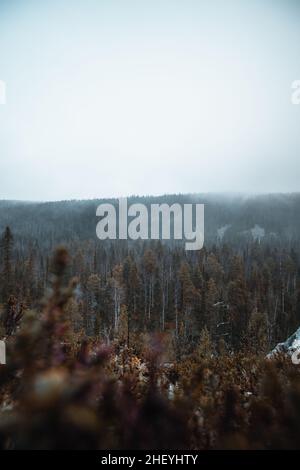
[0,226,14,302]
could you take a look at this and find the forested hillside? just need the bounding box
[0,193,300,352]
[1,193,300,250]
[0,194,300,449]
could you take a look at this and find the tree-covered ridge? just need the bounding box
[1,193,300,250]
[0,194,300,449]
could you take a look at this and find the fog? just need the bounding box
[0,0,300,201]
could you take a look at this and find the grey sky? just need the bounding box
[0,0,300,201]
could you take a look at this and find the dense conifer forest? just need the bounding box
[0,193,300,449]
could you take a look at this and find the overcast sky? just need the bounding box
[0,0,300,201]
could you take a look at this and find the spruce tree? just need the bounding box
[0,226,14,302]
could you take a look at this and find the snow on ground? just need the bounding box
[267,327,300,358]
[217,224,231,241]
[250,224,265,241]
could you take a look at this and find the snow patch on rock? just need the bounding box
[267,326,300,359]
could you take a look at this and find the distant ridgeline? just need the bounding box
[0,193,299,252]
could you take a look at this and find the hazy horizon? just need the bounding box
[1,190,300,204]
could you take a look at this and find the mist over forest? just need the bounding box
[1,192,299,251]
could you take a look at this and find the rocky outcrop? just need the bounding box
[267,327,300,361]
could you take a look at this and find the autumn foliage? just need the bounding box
[0,228,300,449]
